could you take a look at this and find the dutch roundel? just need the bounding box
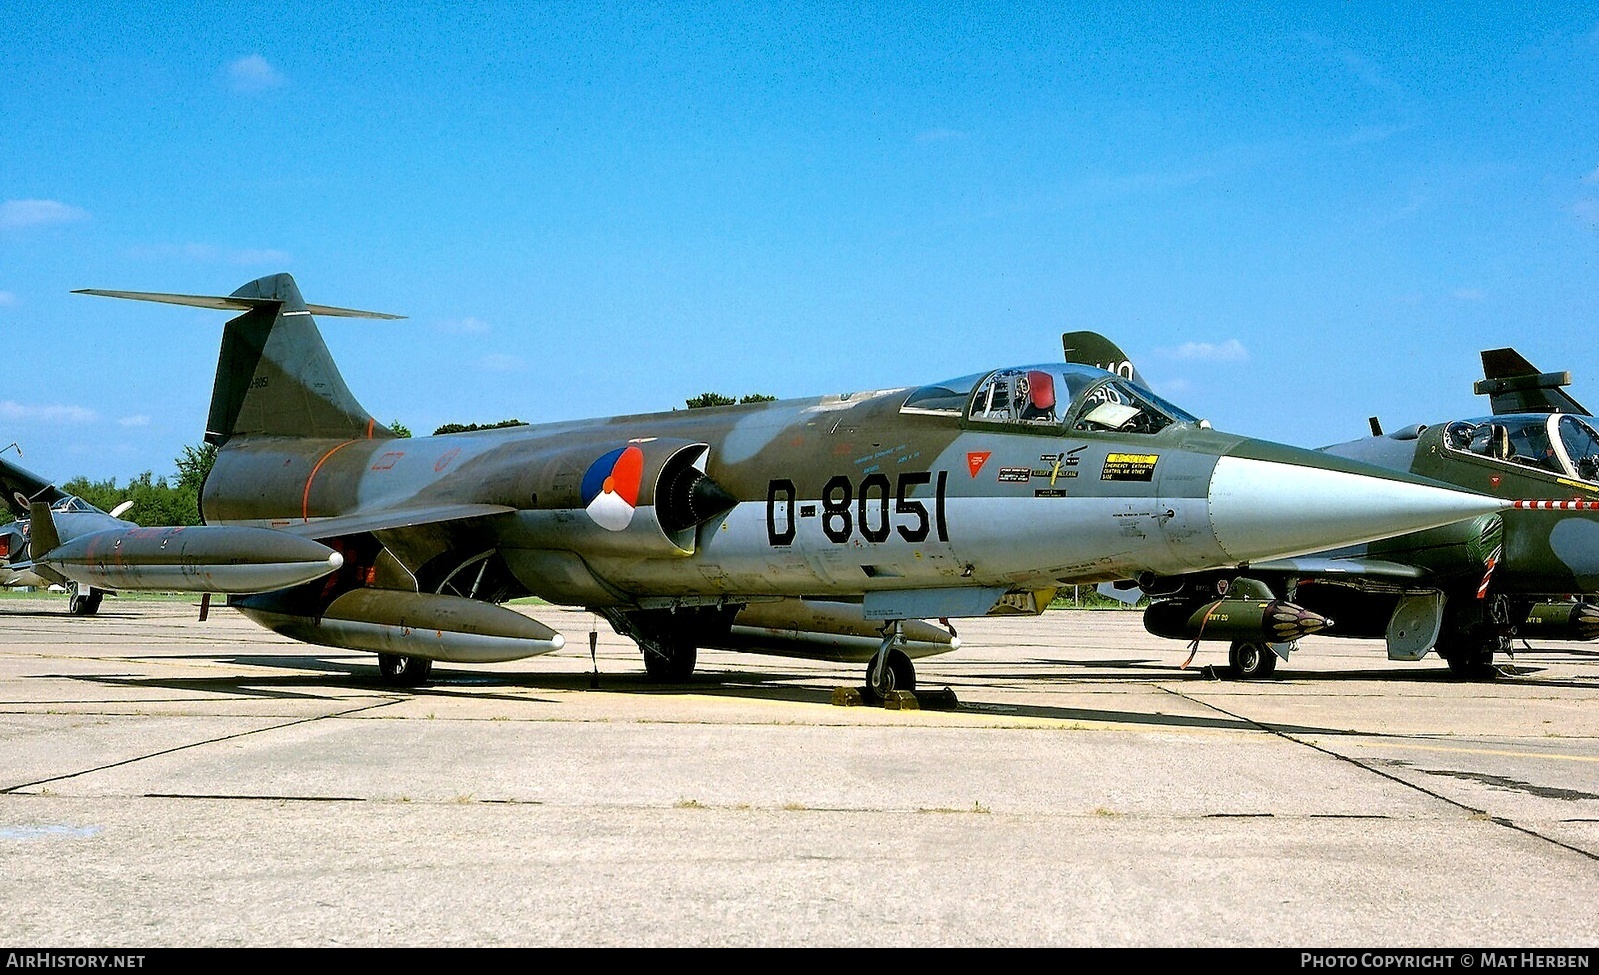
[581,445,645,531]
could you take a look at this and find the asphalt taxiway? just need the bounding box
[1,596,1596,947]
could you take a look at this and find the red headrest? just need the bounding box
[1026,370,1056,410]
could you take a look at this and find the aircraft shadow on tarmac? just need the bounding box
[42,650,1419,739]
[1003,653,1599,690]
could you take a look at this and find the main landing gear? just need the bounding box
[865,621,917,702]
[1435,593,1511,680]
[1434,633,1508,680]
[377,653,433,687]
[67,581,104,616]
[641,635,697,682]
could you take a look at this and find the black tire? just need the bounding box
[377,653,433,686]
[864,647,916,701]
[1437,638,1502,680]
[67,584,103,616]
[1228,640,1278,679]
[642,638,697,682]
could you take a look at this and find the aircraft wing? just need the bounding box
[1247,555,1427,579]
[267,503,519,540]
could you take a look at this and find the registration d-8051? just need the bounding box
[766,471,949,545]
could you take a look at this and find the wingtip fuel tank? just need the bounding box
[37,524,345,594]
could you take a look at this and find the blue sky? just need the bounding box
[3,4,1597,482]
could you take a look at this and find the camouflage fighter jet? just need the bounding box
[0,454,131,613]
[68,275,1504,696]
[1064,333,1599,680]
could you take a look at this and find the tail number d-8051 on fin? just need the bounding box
[766,472,948,546]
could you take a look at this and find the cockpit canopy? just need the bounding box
[901,363,1198,435]
[1443,413,1599,481]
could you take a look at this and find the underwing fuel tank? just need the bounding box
[1518,602,1599,642]
[1143,597,1332,643]
[233,588,565,663]
[701,599,960,663]
[38,524,344,594]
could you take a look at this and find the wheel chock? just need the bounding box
[882,690,920,710]
[831,686,865,707]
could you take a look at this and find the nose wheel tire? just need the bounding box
[864,647,916,702]
[1228,640,1278,679]
[378,653,433,686]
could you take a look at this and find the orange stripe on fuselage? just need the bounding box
[303,441,358,522]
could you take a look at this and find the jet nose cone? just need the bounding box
[1208,454,1507,564]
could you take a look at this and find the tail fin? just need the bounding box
[27,501,60,555]
[1474,348,1590,417]
[1061,330,1149,388]
[76,273,404,444]
[0,455,66,520]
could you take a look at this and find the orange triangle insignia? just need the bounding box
[966,451,991,477]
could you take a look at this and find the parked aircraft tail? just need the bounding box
[1061,330,1148,388]
[76,274,403,444]
[1474,348,1590,417]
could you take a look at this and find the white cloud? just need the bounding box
[916,128,967,143]
[1584,167,1599,183]
[117,415,151,427]
[1160,339,1248,362]
[479,353,525,372]
[1452,288,1486,301]
[0,199,89,230]
[228,54,285,93]
[438,317,492,335]
[1576,199,1599,229]
[0,401,96,423]
[0,292,14,307]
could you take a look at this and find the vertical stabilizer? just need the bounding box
[1474,348,1590,416]
[209,273,392,444]
[76,274,402,444]
[1061,330,1149,388]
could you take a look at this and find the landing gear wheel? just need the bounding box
[67,583,103,616]
[377,653,433,686]
[1437,636,1504,680]
[1228,640,1278,679]
[642,638,697,682]
[864,647,916,702]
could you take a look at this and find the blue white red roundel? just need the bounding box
[581,445,645,531]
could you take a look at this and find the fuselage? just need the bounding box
[202,364,1504,611]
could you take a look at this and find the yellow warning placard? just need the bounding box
[1101,453,1158,481]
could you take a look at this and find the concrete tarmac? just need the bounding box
[1,595,1596,947]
